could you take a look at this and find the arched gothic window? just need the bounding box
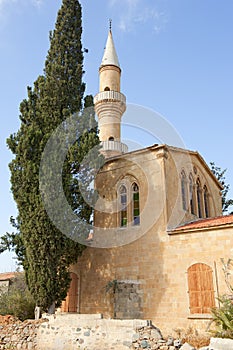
[132,183,140,225]
[187,263,215,314]
[189,174,195,215]
[196,179,202,218]
[181,171,188,211]
[118,181,140,227]
[203,185,209,218]
[120,185,127,227]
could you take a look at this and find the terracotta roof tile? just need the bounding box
[0,272,17,281]
[171,214,233,232]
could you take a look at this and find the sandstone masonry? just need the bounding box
[1,314,233,349]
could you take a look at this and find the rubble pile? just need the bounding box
[131,326,210,350]
[0,317,47,350]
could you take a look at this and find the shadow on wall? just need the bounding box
[66,153,168,321]
[71,220,167,321]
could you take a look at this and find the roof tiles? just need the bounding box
[171,214,233,233]
[0,272,17,281]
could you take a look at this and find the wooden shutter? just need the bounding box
[188,263,215,314]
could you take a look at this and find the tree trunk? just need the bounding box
[48,302,56,314]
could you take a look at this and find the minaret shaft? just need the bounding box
[99,65,121,92]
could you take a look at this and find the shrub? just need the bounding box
[174,327,210,348]
[0,272,36,321]
[211,295,233,339]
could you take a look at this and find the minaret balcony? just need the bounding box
[94,91,126,105]
[101,140,128,154]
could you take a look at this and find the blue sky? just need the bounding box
[0,0,233,272]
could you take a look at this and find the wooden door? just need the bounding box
[61,272,79,312]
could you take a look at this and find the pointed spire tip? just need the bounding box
[101,21,120,68]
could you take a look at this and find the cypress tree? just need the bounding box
[3,0,100,312]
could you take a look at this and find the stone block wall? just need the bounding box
[0,318,46,349]
[36,314,148,350]
[4,314,233,349]
[114,280,143,319]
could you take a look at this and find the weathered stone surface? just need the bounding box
[151,327,163,340]
[180,343,196,350]
[174,339,182,348]
[0,316,47,350]
[132,333,140,342]
[0,313,214,350]
[84,330,90,336]
[140,339,149,348]
[209,337,233,350]
[167,336,174,346]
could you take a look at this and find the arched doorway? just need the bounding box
[61,272,79,312]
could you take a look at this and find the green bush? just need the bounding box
[0,272,36,321]
[211,296,233,339]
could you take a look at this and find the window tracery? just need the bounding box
[189,174,195,215]
[132,182,140,225]
[203,185,209,218]
[119,185,127,227]
[181,171,188,211]
[181,170,212,218]
[118,179,140,227]
[196,178,203,218]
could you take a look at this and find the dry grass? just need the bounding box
[174,327,210,349]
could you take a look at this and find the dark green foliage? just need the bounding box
[0,217,25,264]
[105,279,119,294]
[210,162,233,213]
[1,0,101,312]
[0,273,36,321]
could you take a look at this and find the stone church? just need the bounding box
[61,28,233,333]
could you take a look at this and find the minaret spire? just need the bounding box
[101,25,120,68]
[94,25,128,158]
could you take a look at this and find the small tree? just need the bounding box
[210,162,233,214]
[0,273,36,321]
[1,0,101,314]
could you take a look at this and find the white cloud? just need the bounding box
[31,0,43,8]
[109,0,139,8]
[0,0,43,17]
[108,0,167,34]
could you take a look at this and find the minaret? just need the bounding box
[94,22,128,158]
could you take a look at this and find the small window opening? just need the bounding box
[104,87,110,91]
[120,185,127,227]
[109,137,114,141]
[189,174,195,215]
[132,183,140,225]
[196,179,202,218]
[204,185,209,218]
[181,171,188,211]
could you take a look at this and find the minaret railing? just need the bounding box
[101,140,128,154]
[94,91,126,104]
